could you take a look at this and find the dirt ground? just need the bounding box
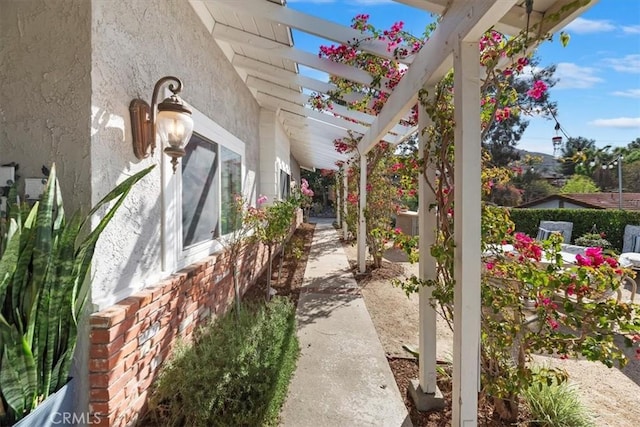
[341,240,640,427]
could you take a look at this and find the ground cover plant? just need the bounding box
[146,297,299,427]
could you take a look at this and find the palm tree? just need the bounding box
[560,136,596,176]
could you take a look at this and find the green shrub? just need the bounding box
[524,379,594,427]
[508,208,640,251]
[146,297,299,427]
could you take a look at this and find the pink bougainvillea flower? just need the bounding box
[526,80,547,100]
[575,254,592,267]
[605,257,619,268]
[257,195,268,205]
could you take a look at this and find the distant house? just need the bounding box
[517,193,640,211]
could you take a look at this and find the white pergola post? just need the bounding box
[336,173,341,224]
[452,40,482,426]
[358,153,367,273]
[342,166,349,240]
[418,91,438,392]
[408,87,445,410]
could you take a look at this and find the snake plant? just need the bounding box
[0,164,153,424]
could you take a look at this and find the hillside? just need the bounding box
[517,149,563,177]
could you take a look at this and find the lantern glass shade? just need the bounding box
[157,109,194,149]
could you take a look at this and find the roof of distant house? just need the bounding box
[517,193,640,211]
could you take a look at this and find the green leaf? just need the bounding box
[560,31,570,47]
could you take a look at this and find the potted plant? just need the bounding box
[575,225,612,249]
[0,163,153,425]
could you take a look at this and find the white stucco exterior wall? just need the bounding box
[259,109,292,203]
[90,0,260,310]
[525,200,586,209]
[0,0,92,214]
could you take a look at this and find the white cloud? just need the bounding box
[564,17,615,34]
[589,117,640,129]
[622,25,640,34]
[554,62,603,89]
[611,89,640,98]
[604,54,640,73]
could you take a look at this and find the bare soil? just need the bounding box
[243,222,315,307]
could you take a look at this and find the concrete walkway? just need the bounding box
[280,218,411,427]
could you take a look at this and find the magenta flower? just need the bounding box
[257,195,268,205]
[526,80,547,100]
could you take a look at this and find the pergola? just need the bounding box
[191,0,597,424]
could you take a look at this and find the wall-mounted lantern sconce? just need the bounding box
[130,76,194,173]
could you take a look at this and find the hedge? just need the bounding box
[507,208,640,252]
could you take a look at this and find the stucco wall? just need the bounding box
[90,0,260,309]
[259,109,292,202]
[290,154,301,187]
[0,0,92,213]
[526,200,586,209]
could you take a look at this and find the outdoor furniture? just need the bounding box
[536,220,573,243]
[618,225,640,269]
[555,243,637,304]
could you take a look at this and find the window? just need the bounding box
[162,104,245,271]
[181,133,219,247]
[220,146,242,235]
[280,169,290,200]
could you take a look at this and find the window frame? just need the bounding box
[161,104,245,272]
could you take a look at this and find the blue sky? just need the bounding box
[287,0,640,155]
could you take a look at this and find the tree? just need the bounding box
[622,160,640,192]
[560,136,596,176]
[483,60,558,167]
[301,169,334,212]
[628,137,640,150]
[560,175,600,193]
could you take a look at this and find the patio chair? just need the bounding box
[616,224,640,302]
[536,220,573,243]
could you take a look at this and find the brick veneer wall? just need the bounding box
[88,241,270,426]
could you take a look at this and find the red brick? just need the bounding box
[89,387,125,415]
[123,320,146,345]
[121,335,140,357]
[184,301,198,316]
[90,335,125,359]
[123,350,139,372]
[90,305,128,328]
[117,297,141,318]
[132,291,153,308]
[136,374,155,395]
[89,364,134,389]
[124,378,139,399]
[136,298,161,323]
[90,328,122,345]
[89,351,123,373]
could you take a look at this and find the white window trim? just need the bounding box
[161,103,245,273]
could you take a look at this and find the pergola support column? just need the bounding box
[343,166,349,240]
[357,153,367,273]
[409,87,445,411]
[452,40,482,426]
